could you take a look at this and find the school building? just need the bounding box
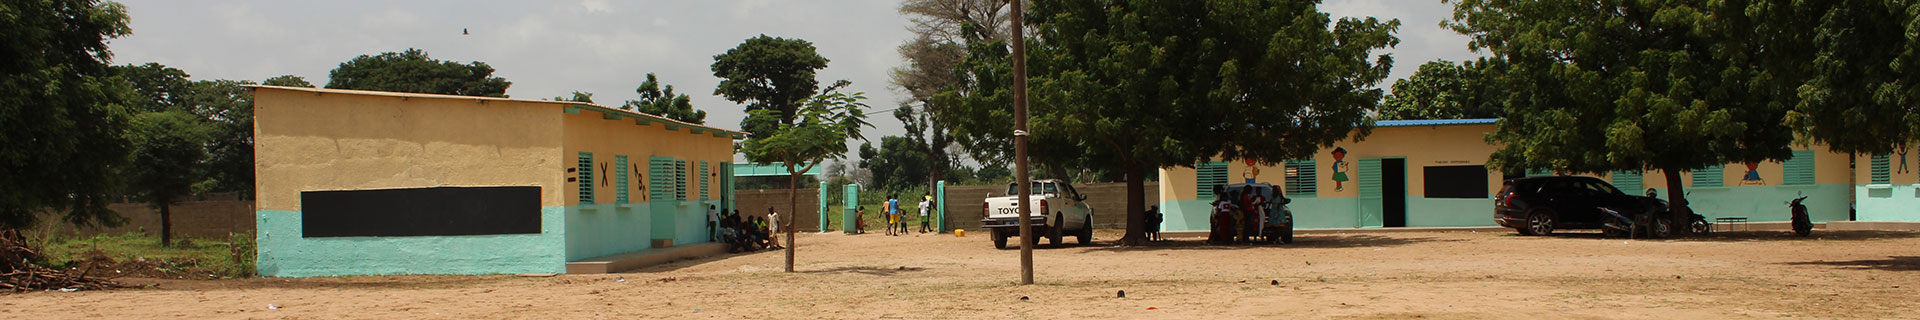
[1158,118,1872,232]
[251,86,742,277]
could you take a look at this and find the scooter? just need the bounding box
[1789,196,1812,237]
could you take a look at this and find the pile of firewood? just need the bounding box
[1,230,121,292]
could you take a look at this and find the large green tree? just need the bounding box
[1738,1,1920,155]
[112,62,191,112]
[1378,59,1505,120]
[739,90,871,272]
[623,73,707,124]
[1448,0,1796,236]
[968,0,1399,244]
[892,0,1008,191]
[0,0,134,231]
[261,74,313,88]
[186,79,257,198]
[711,35,830,138]
[326,48,512,97]
[126,111,214,246]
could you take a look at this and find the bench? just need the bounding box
[1714,217,1749,232]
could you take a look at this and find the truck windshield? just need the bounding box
[1004,182,1059,195]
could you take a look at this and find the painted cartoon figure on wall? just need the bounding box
[1330,147,1350,191]
[1741,161,1764,185]
[1243,158,1260,183]
[1899,144,1910,174]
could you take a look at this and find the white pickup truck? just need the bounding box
[980,179,1093,249]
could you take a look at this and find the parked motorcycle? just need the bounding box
[1789,196,1812,237]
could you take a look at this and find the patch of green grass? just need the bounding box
[41,232,255,278]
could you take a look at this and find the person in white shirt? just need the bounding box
[918,193,933,234]
[708,205,720,242]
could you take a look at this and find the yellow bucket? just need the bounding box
[954,229,965,237]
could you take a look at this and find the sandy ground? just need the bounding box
[4,229,1919,319]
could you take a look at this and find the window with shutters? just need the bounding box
[1872,154,1891,184]
[1783,150,1816,185]
[615,155,629,203]
[577,152,594,204]
[1611,170,1641,195]
[1284,160,1317,197]
[699,161,710,200]
[649,157,675,202]
[1692,165,1723,187]
[675,160,688,200]
[1195,162,1229,199]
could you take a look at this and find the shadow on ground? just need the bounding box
[1073,234,1459,253]
[797,265,926,276]
[1785,256,1920,272]
[126,274,529,291]
[1534,230,1920,242]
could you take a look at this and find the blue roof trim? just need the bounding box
[1374,118,1499,127]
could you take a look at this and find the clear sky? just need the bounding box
[106,0,1482,161]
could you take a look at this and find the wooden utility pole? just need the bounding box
[1010,0,1033,285]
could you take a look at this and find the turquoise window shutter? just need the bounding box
[675,160,688,200]
[699,161,710,201]
[649,157,675,202]
[1871,154,1891,184]
[1285,159,1317,197]
[1692,165,1723,187]
[1783,150,1816,185]
[615,155,629,203]
[578,152,594,204]
[1611,170,1641,194]
[1195,162,1229,199]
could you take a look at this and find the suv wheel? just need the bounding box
[1527,211,1555,236]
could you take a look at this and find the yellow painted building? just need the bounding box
[252,86,742,277]
[1159,119,1855,232]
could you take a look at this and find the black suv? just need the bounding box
[1494,176,1667,236]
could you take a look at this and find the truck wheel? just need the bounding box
[1048,225,1064,245]
[992,229,1008,249]
[1076,218,1093,245]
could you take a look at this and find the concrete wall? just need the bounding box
[937,182,1158,231]
[1159,122,1857,232]
[557,105,736,259]
[253,87,571,276]
[1855,150,1920,221]
[733,188,821,232]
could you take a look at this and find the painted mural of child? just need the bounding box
[1330,147,1351,191]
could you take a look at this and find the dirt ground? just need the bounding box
[4,229,1918,319]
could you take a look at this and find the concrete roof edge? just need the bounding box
[244,85,749,137]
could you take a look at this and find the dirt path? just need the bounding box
[4,229,1917,319]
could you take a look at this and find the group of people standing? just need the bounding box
[1209,185,1270,244]
[710,205,783,253]
[855,193,934,236]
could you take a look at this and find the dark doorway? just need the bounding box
[1382,158,1407,227]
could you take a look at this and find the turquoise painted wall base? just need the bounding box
[256,207,567,277]
[1158,184,1852,232]
[1857,185,1920,222]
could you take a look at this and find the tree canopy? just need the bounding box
[1378,59,1505,120]
[112,62,191,113]
[0,0,135,230]
[125,110,214,245]
[738,90,872,272]
[712,35,830,139]
[623,73,707,124]
[261,75,313,88]
[325,48,512,97]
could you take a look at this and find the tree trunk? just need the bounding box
[1119,162,1147,245]
[160,203,173,247]
[785,170,798,272]
[1663,169,1691,237]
